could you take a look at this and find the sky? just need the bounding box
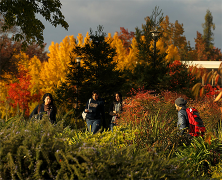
[41,0,222,52]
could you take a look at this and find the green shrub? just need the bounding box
[176,135,222,177]
[0,115,92,179]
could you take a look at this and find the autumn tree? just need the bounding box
[0,35,20,80]
[0,35,49,80]
[6,67,41,117]
[40,35,77,94]
[117,27,135,54]
[194,31,208,61]
[160,15,192,61]
[0,0,69,47]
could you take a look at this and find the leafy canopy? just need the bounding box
[0,0,69,47]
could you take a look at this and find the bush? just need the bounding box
[176,135,222,177]
[0,115,93,179]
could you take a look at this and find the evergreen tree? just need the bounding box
[202,9,215,60]
[56,26,125,125]
[202,9,215,50]
[133,6,167,91]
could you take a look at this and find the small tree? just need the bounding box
[6,67,41,117]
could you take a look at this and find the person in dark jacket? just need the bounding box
[84,90,105,134]
[29,93,57,123]
[109,92,123,132]
[175,97,189,135]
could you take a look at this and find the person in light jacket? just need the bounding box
[109,92,123,132]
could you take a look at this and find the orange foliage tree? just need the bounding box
[6,67,41,117]
[117,27,135,54]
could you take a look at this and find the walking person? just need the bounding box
[29,93,57,123]
[84,90,105,134]
[175,97,189,135]
[109,92,123,132]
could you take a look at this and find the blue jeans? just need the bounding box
[86,119,101,134]
[109,123,116,132]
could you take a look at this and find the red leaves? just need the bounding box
[118,88,160,126]
[117,27,135,54]
[6,66,41,116]
[204,84,222,98]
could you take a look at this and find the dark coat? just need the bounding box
[177,106,189,135]
[29,104,57,123]
[85,98,105,124]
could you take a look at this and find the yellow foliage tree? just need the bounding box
[123,37,139,70]
[106,32,127,70]
[40,35,77,94]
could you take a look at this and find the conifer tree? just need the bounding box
[202,9,215,51]
[202,9,216,60]
[133,6,167,90]
[56,26,125,123]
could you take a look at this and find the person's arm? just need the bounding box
[178,111,188,135]
[29,105,39,119]
[85,99,90,112]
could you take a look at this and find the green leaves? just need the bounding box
[0,0,69,47]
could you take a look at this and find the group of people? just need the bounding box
[29,90,123,134]
[30,90,222,136]
[83,90,123,134]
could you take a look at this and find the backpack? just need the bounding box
[186,107,206,137]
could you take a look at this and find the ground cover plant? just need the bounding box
[0,90,221,179]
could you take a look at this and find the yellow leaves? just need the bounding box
[28,56,42,95]
[108,32,127,70]
[124,38,139,70]
[156,38,165,54]
[84,32,90,45]
[41,35,80,94]
[165,44,180,62]
[77,33,83,47]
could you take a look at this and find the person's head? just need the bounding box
[114,92,122,102]
[92,90,99,100]
[42,93,54,106]
[175,97,187,111]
